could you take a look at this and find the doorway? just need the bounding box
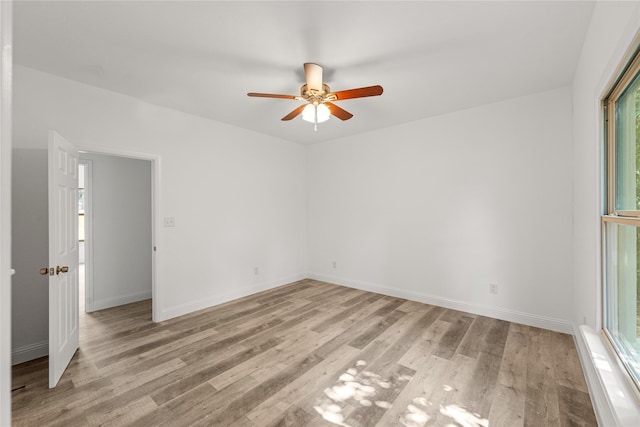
[78,152,154,314]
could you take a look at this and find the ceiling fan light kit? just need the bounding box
[248,63,383,131]
[302,104,330,126]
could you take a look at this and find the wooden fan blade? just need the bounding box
[325,102,353,121]
[304,63,323,92]
[247,92,297,100]
[329,85,383,101]
[281,104,306,121]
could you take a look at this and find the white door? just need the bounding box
[48,131,79,388]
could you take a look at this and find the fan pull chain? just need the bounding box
[314,105,318,131]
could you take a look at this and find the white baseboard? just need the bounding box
[157,273,307,322]
[86,290,152,313]
[574,325,640,427]
[308,272,574,334]
[12,340,47,366]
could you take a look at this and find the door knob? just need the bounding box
[40,266,69,275]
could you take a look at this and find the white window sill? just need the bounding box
[575,325,640,426]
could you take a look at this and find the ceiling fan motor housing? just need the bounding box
[301,83,332,105]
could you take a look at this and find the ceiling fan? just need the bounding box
[248,63,383,130]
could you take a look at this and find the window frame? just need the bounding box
[602,49,640,398]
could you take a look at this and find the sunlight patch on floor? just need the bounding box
[313,360,409,427]
[396,386,488,427]
[399,397,431,426]
[314,361,489,427]
[439,404,488,427]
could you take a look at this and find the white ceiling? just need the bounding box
[14,1,595,145]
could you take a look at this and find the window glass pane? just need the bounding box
[78,188,84,214]
[615,72,640,211]
[78,214,84,242]
[605,221,640,387]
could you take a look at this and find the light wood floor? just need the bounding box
[12,279,597,426]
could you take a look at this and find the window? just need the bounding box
[603,51,640,397]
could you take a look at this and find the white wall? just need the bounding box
[80,152,152,312]
[13,65,308,322]
[308,87,574,333]
[11,149,48,364]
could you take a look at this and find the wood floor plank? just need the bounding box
[484,318,511,357]
[287,341,392,426]
[397,318,450,370]
[245,341,363,425]
[433,310,475,360]
[150,337,282,406]
[111,357,187,391]
[208,303,354,390]
[307,285,364,306]
[311,293,382,333]
[368,305,445,366]
[92,329,177,367]
[457,315,495,358]
[207,327,322,390]
[556,384,598,427]
[179,318,284,365]
[202,353,325,426]
[235,307,323,350]
[14,377,113,427]
[312,309,398,360]
[343,363,416,427]
[101,327,238,380]
[166,376,260,427]
[265,405,316,427]
[395,299,429,313]
[371,296,406,317]
[551,332,591,394]
[460,351,502,417]
[524,327,561,427]
[11,280,597,427]
[87,395,158,426]
[347,309,404,349]
[134,382,226,426]
[374,354,451,427]
[215,298,311,333]
[487,322,529,427]
[341,290,374,307]
[436,352,484,424]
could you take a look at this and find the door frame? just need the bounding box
[0,0,11,423]
[77,146,160,322]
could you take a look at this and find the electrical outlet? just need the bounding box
[163,217,175,227]
[489,283,498,294]
[332,261,337,269]
[254,267,259,275]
